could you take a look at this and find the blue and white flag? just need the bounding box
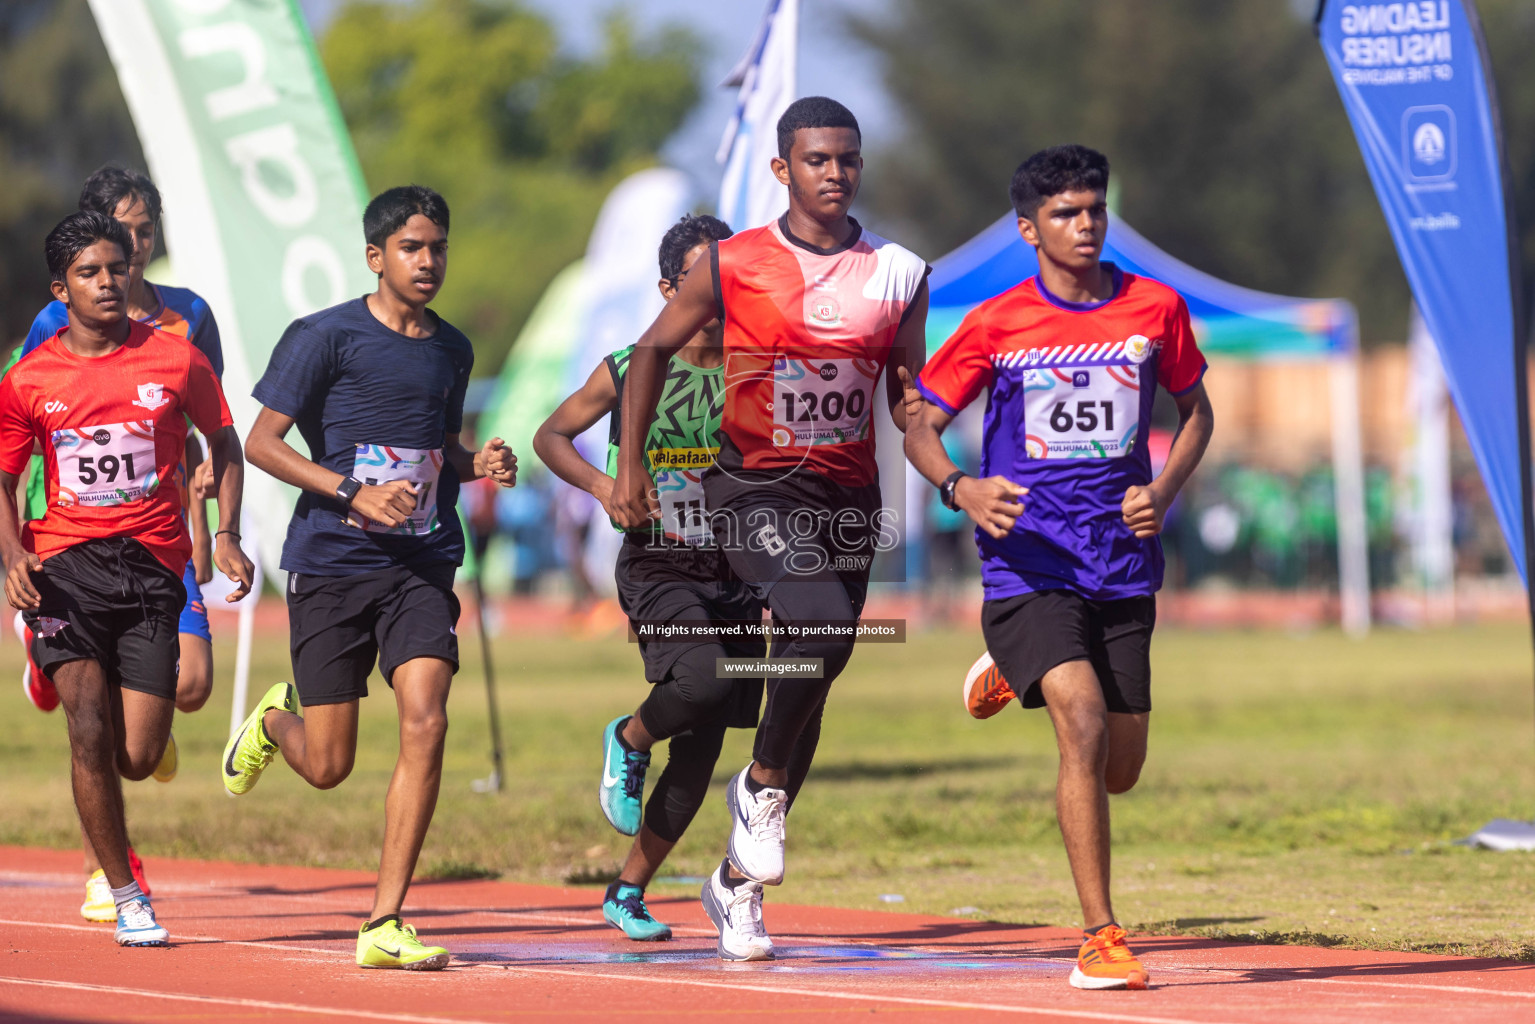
[1317,0,1529,583]
[717,0,798,231]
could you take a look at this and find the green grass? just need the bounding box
[3,620,1535,959]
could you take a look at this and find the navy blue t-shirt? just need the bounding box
[253,297,473,577]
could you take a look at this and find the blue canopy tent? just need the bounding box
[919,213,1371,631]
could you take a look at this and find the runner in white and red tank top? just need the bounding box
[611,97,930,961]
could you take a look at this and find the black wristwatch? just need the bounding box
[939,470,968,512]
[335,476,363,507]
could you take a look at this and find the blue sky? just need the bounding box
[295,0,898,204]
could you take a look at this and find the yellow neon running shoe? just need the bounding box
[1070,924,1149,990]
[80,869,115,923]
[221,682,297,796]
[356,918,450,970]
[152,731,178,783]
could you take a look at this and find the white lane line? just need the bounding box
[0,976,496,1024]
[3,914,1529,1011]
[487,963,1232,1023]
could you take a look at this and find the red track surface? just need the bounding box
[0,845,1530,1023]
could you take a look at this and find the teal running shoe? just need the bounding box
[602,881,672,941]
[598,716,649,835]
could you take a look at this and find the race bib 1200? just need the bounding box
[771,356,879,447]
[349,445,443,534]
[53,421,159,507]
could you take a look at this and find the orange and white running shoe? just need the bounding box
[1070,924,1149,990]
[962,651,1016,719]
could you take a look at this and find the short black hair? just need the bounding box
[776,96,860,159]
[1010,145,1110,218]
[79,165,162,223]
[363,185,449,248]
[46,211,132,283]
[659,214,733,281]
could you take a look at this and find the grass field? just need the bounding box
[2,616,1534,960]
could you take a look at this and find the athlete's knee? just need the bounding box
[399,706,449,754]
[1054,705,1110,768]
[1105,761,1143,794]
[307,754,354,790]
[117,749,158,782]
[175,668,212,713]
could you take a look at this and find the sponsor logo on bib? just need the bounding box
[92,429,111,445]
[1072,371,1091,389]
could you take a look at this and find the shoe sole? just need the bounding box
[1069,966,1148,990]
[223,685,293,797]
[700,880,773,962]
[81,908,116,924]
[597,718,641,836]
[115,934,169,947]
[358,952,451,971]
[725,778,784,886]
[963,653,1011,720]
[603,910,672,942]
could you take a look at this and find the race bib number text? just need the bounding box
[771,357,878,447]
[1022,364,1140,460]
[350,445,443,534]
[54,422,159,507]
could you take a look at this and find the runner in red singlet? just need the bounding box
[611,97,929,958]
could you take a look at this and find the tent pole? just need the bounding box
[1330,346,1371,635]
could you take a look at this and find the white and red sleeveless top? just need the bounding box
[712,215,927,486]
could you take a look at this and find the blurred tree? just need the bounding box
[321,0,701,373]
[851,0,1535,344]
[0,0,148,348]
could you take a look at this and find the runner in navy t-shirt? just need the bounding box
[906,146,1214,991]
[221,186,518,971]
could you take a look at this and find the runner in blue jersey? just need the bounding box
[225,185,518,971]
[8,167,224,922]
[907,146,1215,990]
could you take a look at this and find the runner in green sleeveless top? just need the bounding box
[534,215,769,952]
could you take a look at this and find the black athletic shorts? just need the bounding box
[701,467,882,609]
[615,535,765,726]
[980,590,1156,714]
[26,537,183,701]
[286,563,460,706]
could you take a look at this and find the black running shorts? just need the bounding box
[701,467,882,608]
[286,563,460,706]
[981,590,1156,714]
[26,537,184,700]
[615,535,764,727]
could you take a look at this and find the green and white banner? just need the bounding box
[87,0,374,577]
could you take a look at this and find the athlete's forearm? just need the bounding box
[1151,386,1214,502]
[618,346,665,479]
[246,418,347,499]
[442,443,478,481]
[904,406,962,488]
[532,426,610,498]
[0,472,24,569]
[207,426,245,534]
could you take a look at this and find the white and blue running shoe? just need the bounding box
[602,881,672,941]
[598,716,649,836]
[725,765,787,885]
[701,861,773,961]
[114,896,169,947]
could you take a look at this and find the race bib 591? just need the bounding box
[53,421,159,507]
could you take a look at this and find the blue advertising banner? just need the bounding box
[1316,0,1530,583]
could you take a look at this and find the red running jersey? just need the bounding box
[713,216,928,486]
[0,321,233,575]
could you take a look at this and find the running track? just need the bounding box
[0,846,1529,1023]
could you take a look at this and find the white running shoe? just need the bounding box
[113,896,169,946]
[725,765,788,885]
[701,863,774,961]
